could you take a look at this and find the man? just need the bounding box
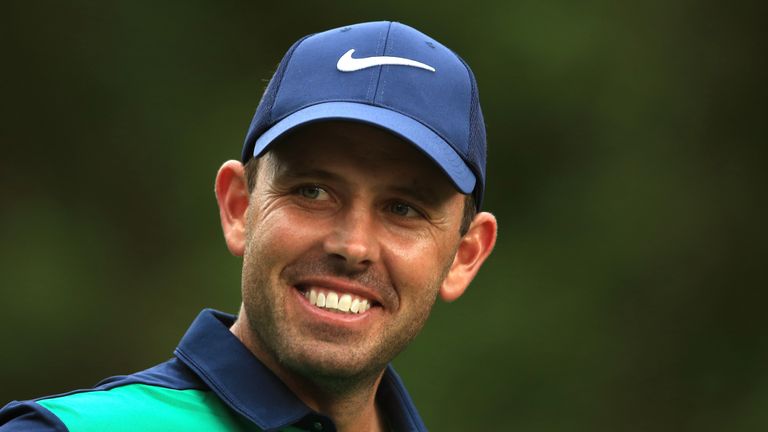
[0,21,497,431]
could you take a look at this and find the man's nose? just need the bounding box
[323,206,380,272]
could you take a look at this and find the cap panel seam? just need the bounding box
[456,54,475,156]
[267,34,313,125]
[457,54,484,207]
[365,23,387,101]
[372,21,394,105]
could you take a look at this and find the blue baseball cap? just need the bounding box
[242,21,487,208]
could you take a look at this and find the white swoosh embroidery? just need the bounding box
[336,49,436,73]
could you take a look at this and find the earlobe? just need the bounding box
[214,160,250,257]
[439,212,498,302]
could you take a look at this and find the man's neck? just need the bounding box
[293,377,387,432]
[230,317,387,432]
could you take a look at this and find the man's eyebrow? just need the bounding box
[274,168,345,182]
[387,185,451,208]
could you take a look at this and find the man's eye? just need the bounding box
[389,202,419,218]
[297,186,328,200]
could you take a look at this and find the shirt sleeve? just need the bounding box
[0,400,69,432]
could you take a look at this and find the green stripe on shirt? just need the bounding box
[37,383,301,431]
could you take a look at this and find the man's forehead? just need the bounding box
[268,122,451,178]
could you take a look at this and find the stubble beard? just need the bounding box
[238,246,445,393]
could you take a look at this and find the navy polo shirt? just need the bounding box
[0,309,427,431]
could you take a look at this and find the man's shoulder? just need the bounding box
[0,399,66,432]
[0,358,253,432]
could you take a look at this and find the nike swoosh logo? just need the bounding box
[336,49,436,73]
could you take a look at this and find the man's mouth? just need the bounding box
[298,287,376,315]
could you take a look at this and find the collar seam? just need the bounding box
[176,346,312,430]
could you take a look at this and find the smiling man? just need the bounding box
[1,21,496,432]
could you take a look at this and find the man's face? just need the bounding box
[239,121,466,381]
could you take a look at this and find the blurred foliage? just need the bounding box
[1,1,766,430]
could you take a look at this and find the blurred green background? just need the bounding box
[2,1,766,430]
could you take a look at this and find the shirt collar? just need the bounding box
[174,308,427,431]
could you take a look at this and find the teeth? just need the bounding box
[325,292,339,309]
[306,289,373,314]
[338,294,351,312]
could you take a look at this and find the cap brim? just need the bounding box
[250,101,476,194]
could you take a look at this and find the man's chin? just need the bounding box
[280,343,387,384]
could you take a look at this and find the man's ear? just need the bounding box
[440,212,498,302]
[215,160,250,257]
